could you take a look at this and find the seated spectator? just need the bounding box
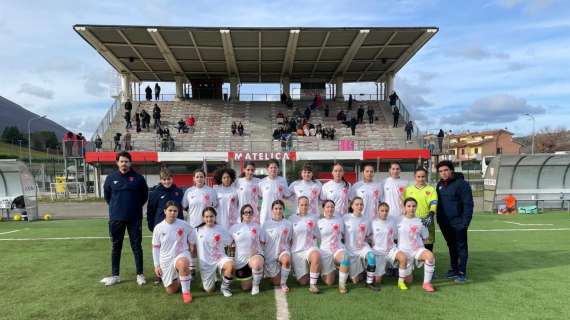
[113,132,122,151]
[186,114,196,127]
[304,106,311,120]
[296,128,304,136]
[289,118,297,133]
[503,194,517,214]
[177,119,188,133]
[328,127,335,140]
[286,96,294,109]
[293,108,302,118]
[163,127,170,137]
[157,126,164,138]
[336,110,346,122]
[231,122,237,135]
[303,124,310,137]
[94,135,103,152]
[324,104,330,117]
[124,131,132,151]
[273,128,282,140]
[237,122,244,136]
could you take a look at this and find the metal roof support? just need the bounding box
[258,31,262,82]
[147,28,188,82]
[331,29,370,82]
[220,29,240,83]
[281,29,300,80]
[188,31,210,79]
[74,26,139,81]
[117,29,161,81]
[310,31,331,78]
[335,76,344,101]
[357,31,397,82]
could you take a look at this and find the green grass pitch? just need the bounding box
[0,212,568,320]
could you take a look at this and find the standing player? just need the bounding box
[343,197,378,290]
[318,200,350,293]
[182,169,218,227]
[403,167,437,252]
[229,204,267,295]
[152,201,197,304]
[289,196,321,293]
[397,198,436,292]
[320,163,351,217]
[370,202,408,289]
[195,207,236,297]
[289,164,322,218]
[214,167,239,230]
[263,200,293,293]
[350,164,381,220]
[147,168,184,232]
[236,162,261,223]
[381,162,409,224]
[259,159,291,224]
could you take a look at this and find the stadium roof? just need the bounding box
[74,25,438,83]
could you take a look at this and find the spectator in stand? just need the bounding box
[124,110,132,129]
[140,110,148,130]
[293,108,302,118]
[153,104,161,129]
[145,85,152,101]
[95,135,103,152]
[289,117,297,133]
[164,127,170,137]
[177,119,187,133]
[392,105,400,128]
[237,122,244,136]
[349,117,357,136]
[157,126,164,138]
[304,106,311,120]
[336,110,346,122]
[286,96,294,109]
[124,131,132,151]
[328,126,335,140]
[324,104,330,117]
[186,114,196,132]
[280,92,287,104]
[76,133,86,156]
[273,128,282,140]
[64,131,74,156]
[348,94,353,110]
[309,124,316,137]
[357,105,365,124]
[231,122,237,136]
[389,91,398,108]
[367,106,374,124]
[125,99,133,113]
[405,121,414,142]
[277,112,285,125]
[437,129,445,153]
[154,83,161,100]
[113,132,122,151]
[135,112,141,133]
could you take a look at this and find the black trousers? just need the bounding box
[109,219,143,276]
[393,116,399,127]
[439,223,468,275]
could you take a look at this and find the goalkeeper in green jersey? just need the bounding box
[403,167,437,251]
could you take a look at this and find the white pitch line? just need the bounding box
[274,288,290,320]
[0,230,21,235]
[503,221,554,226]
[468,228,570,232]
[0,235,152,241]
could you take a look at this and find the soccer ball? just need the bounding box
[43,214,52,221]
[13,214,22,221]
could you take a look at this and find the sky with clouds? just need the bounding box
[0,0,568,137]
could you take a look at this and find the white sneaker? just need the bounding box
[100,276,120,286]
[136,274,146,286]
[251,285,260,296]
[221,286,232,297]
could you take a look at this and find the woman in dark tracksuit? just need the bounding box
[146,168,184,232]
[436,160,473,283]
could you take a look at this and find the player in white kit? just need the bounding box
[381,162,408,224]
[236,162,261,223]
[152,201,197,304]
[320,163,351,217]
[229,204,267,295]
[182,169,218,227]
[259,159,291,224]
[350,164,381,220]
[288,163,322,219]
[371,202,408,289]
[263,199,293,292]
[343,197,379,291]
[289,196,321,293]
[318,200,350,293]
[397,198,436,293]
[213,167,240,230]
[195,207,236,297]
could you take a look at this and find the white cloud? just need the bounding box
[449,46,510,61]
[17,83,54,100]
[496,0,556,14]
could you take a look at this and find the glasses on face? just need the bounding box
[242,211,253,215]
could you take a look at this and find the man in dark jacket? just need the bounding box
[152,104,161,129]
[101,151,149,286]
[145,85,152,101]
[436,160,473,283]
[357,105,365,124]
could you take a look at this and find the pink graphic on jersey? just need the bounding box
[387,228,394,252]
[409,225,420,251]
[357,223,366,249]
[175,228,185,255]
[330,223,340,252]
[279,227,289,253]
[250,227,258,255]
[306,219,315,247]
[203,194,210,203]
[212,233,222,260]
[373,189,380,200]
[252,186,257,194]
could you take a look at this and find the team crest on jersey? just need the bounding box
[113,181,119,184]
[342,188,349,194]
[204,194,210,202]
[373,190,380,197]
[251,228,257,236]
[307,220,314,229]
[160,195,165,199]
[282,228,288,235]
[426,191,431,196]
[175,192,179,196]
[399,186,404,193]
[214,234,221,242]
[311,188,318,197]
[278,186,284,193]
[333,224,340,231]
[359,224,366,232]
[177,228,184,237]
[252,187,257,194]
[230,197,236,203]
[129,177,134,182]
[410,225,418,234]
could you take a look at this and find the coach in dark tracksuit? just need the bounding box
[102,151,148,286]
[146,168,184,232]
[436,160,473,283]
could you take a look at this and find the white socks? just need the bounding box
[309,272,319,286]
[180,275,191,294]
[280,266,291,286]
[252,269,263,287]
[424,261,435,284]
[339,271,349,286]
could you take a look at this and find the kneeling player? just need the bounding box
[152,201,197,304]
[290,196,321,293]
[263,200,293,293]
[397,198,436,292]
[318,200,350,293]
[229,204,267,295]
[371,202,408,290]
[196,207,236,297]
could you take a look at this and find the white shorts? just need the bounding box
[160,252,191,287]
[320,248,345,275]
[291,247,320,280]
[348,247,372,279]
[374,247,400,277]
[200,257,233,291]
[403,248,428,269]
[264,251,290,278]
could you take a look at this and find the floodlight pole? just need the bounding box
[525,113,535,155]
[28,115,46,168]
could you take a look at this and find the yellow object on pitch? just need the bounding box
[13,214,22,221]
[43,214,52,221]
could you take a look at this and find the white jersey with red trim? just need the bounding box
[318,217,345,254]
[397,216,428,255]
[320,180,351,217]
[182,186,218,227]
[259,176,291,224]
[229,222,267,269]
[350,181,382,220]
[289,214,320,253]
[195,224,232,267]
[381,177,409,222]
[343,214,372,253]
[371,218,397,256]
[289,179,322,218]
[152,219,196,266]
[214,185,240,230]
[263,218,293,261]
[236,177,261,223]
